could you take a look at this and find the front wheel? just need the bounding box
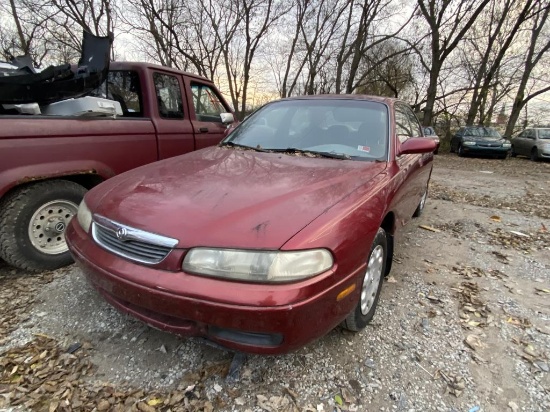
[342,227,387,332]
[0,180,86,272]
[457,144,465,157]
[510,146,517,157]
[531,148,539,161]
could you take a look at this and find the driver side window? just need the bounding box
[191,83,227,122]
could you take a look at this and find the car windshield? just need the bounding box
[464,127,501,138]
[222,99,389,161]
[538,129,550,139]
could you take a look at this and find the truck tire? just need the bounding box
[0,180,86,272]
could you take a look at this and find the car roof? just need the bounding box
[277,94,403,106]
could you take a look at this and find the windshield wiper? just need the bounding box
[269,147,351,160]
[220,141,270,152]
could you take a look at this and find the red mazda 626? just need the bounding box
[66,95,435,354]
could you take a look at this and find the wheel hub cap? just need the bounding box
[360,245,384,315]
[28,200,78,255]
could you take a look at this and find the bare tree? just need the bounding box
[416,0,491,126]
[504,0,550,136]
[356,40,415,97]
[463,0,536,125]
[215,0,290,117]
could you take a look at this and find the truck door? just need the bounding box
[151,71,195,159]
[189,82,232,150]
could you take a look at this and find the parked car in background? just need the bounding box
[450,126,510,159]
[422,126,440,154]
[66,95,436,354]
[510,128,550,161]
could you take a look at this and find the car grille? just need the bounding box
[91,215,178,265]
[478,143,501,147]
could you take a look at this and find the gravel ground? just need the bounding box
[1,154,549,412]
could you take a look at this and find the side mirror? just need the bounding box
[398,137,436,156]
[220,112,234,124]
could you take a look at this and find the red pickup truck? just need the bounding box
[0,62,236,271]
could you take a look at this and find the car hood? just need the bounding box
[89,147,387,249]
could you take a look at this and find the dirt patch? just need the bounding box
[1,154,549,411]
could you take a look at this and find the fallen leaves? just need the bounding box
[0,335,234,411]
[464,334,487,351]
[488,227,550,253]
[0,270,56,346]
[506,316,532,329]
[453,280,493,330]
[430,181,550,220]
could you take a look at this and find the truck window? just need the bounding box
[92,71,143,117]
[191,83,226,122]
[153,73,184,119]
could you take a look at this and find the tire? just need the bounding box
[0,180,87,272]
[510,146,517,157]
[342,227,387,332]
[531,148,539,161]
[413,185,428,217]
[457,144,465,157]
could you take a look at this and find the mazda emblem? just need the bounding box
[116,227,128,241]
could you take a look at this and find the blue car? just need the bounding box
[450,126,511,159]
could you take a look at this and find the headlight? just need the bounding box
[502,143,511,148]
[182,248,333,282]
[462,141,476,146]
[76,200,92,233]
[543,143,550,150]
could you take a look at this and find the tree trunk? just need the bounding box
[9,0,28,54]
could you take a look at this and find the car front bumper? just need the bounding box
[461,145,509,156]
[538,147,550,159]
[66,220,363,354]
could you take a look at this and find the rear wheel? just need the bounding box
[0,180,86,271]
[531,148,539,161]
[342,228,387,332]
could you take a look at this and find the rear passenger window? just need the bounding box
[154,73,184,119]
[191,83,226,122]
[92,70,143,117]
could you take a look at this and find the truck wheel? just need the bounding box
[0,180,86,272]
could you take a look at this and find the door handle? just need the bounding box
[199,127,209,133]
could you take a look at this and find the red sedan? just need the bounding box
[66,95,435,354]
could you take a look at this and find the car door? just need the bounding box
[188,82,233,150]
[391,104,426,227]
[514,130,528,155]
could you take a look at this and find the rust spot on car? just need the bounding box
[18,170,98,185]
[252,221,270,235]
